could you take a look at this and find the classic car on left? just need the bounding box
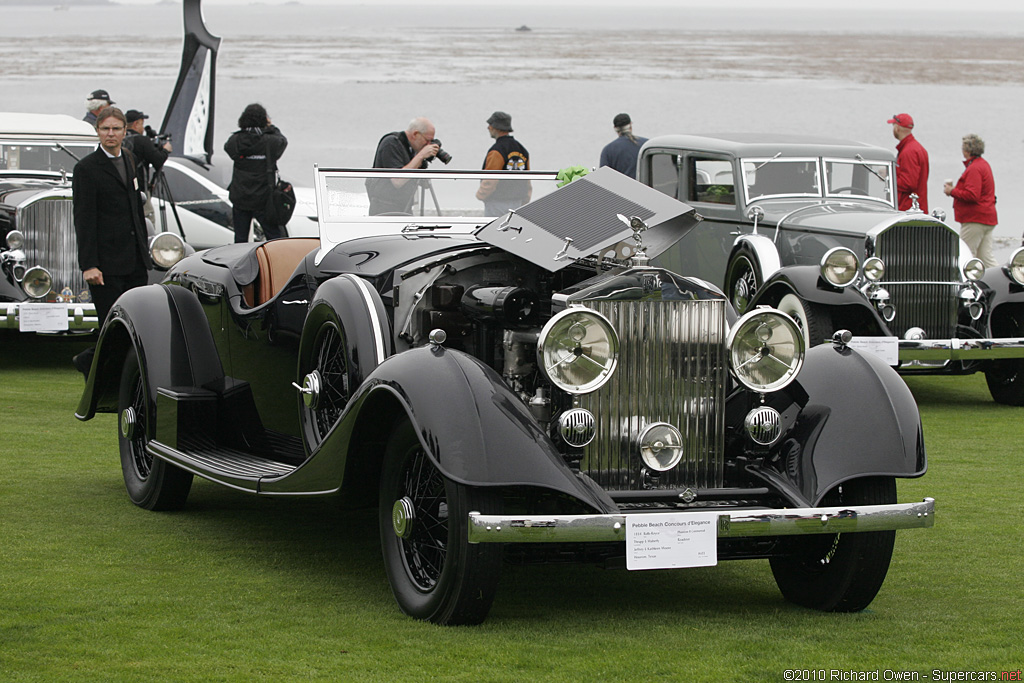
[0,113,192,333]
[76,166,935,625]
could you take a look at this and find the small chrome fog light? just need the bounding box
[22,266,52,299]
[820,247,859,287]
[150,232,186,269]
[745,406,782,446]
[863,257,885,282]
[904,327,926,341]
[638,422,683,472]
[1007,247,1024,286]
[5,229,24,250]
[559,408,596,448]
[964,258,985,282]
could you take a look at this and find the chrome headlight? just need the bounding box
[1006,248,1024,286]
[727,308,805,393]
[149,232,186,269]
[537,307,618,394]
[963,258,985,282]
[863,256,885,282]
[638,422,684,472]
[5,229,25,250]
[820,247,859,287]
[22,266,52,299]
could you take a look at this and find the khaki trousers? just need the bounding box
[960,222,998,268]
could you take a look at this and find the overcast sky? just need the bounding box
[113,0,1022,8]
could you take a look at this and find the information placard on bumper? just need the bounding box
[626,512,719,570]
[18,303,70,332]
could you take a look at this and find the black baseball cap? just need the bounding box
[89,89,114,103]
[125,110,148,123]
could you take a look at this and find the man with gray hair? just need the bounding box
[600,113,648,179]
[83,89,113,125]
[367,117,441,215]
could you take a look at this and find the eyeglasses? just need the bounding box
[97,126,125,133]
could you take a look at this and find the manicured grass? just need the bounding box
[1,335,1021,682]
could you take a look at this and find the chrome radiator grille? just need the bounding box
[875,222,960,339]
[577,299,727,491]
[17,196,88,301]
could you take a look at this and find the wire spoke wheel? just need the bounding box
[379,419,502,625]
[301,321,351,446]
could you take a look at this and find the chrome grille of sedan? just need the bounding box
[17,196,88,301]
[874,222,960,339]
[577,299,727,491]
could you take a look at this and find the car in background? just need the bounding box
[0,113,188,333]
[639,133,1024,404]
[76,166,934,625]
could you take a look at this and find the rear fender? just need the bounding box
[75,284,223,420]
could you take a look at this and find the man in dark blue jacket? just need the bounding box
[600,113,648,179]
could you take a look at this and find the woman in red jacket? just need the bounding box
[944,133,998,267]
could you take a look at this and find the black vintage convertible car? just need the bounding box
[639,134,1024,404]
[76,166,935,625]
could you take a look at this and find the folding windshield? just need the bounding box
[1,141,95,172]
[823,158,894,205]
[315,169,562,223]
[741,158,820,202]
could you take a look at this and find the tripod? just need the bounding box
[150,167,187,242]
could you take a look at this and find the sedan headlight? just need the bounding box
[149,232,186,269]
[6,229,25,250]
[22,266,52,299]
[1006,248,1024,286]
[963,258,985,282]
[537,307,618,394]
[863,256,885,282]
[820,247,859,287]
[727,308,805,393]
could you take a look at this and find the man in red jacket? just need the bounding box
[944,133,998,267]
[888,113,929,212]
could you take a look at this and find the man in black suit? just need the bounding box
[72,106,152,377]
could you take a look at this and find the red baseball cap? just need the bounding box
[887,113,914,128]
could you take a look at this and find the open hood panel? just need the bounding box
[476,166,702,272]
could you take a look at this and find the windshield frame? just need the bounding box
[821,156,896,207]
[739,155,897,208]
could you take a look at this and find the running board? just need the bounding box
[149,436,297,493]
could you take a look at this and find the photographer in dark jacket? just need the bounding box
[366,117,440,215]
[121,109,171,218]
[224,103,287,242]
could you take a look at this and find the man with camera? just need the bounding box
[367,117,448,215]
[121,110,172,217]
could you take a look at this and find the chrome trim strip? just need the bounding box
[342,273,387,364]
[898,337,1024,361]
[467,498,935,543]
[0,301,98,330]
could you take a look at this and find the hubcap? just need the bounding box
[301,370,321,409]
[392,496,416,539]
[120,406,136,439]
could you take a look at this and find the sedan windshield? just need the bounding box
[1,141,96,173]
[740,156,894,205]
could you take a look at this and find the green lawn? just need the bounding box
[1,335,1021,682]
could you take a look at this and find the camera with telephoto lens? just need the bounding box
[427,139,452,165]
[144,124,172,146]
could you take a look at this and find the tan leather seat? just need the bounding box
[242,238,320,307]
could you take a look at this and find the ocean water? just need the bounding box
[4,3,1024,255]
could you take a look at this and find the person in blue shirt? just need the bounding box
[599,113,648,179]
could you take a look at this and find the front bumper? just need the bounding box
[899,337,1024,362]
[467,498,934,543]
[0,301,97,331]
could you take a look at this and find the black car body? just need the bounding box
[639,134,1024,404]
[77,166,934,624]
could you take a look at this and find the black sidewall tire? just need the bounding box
[778,293,832,348]
[769,477,896,612]
[379,420,502,625]
[117,347,192,511]
[985,361,1024,405]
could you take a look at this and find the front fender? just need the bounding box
[75,284,223,420]
[263,344,617,512]
[769,344,926,505]
[733,233,781,281]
